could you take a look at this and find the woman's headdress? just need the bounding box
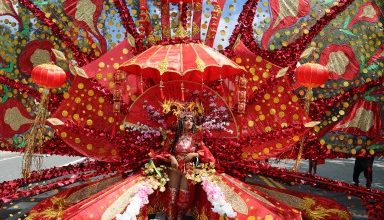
[161,99,204,119]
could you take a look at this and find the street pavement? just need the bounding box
[0,151,84,182]
[269,158,384,190]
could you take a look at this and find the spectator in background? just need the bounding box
[308,158,325,175]
[353,156,374,188]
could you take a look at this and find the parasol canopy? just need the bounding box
[118,43,245,83]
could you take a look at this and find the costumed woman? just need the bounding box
[152,110,215,219]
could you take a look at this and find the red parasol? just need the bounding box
[118,43,245,83]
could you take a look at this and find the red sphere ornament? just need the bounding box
[295,63,329,88]
[31,64,67,89]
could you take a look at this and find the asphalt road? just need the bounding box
[0,151,84,182]
[270,158,384,190]
[1,151,382,189]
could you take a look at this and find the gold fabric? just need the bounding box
[101,179,141,220]
[4,107,33,131]
[361,5,376,19]
[65,176,123,204]
[326,51,349,75]
[255,186,350,220]
[25,196,66,220]
[75,0,97,34]
[273,0,299,29]
[0,1,12,14]
[195,57,205,72]
[30,49,52,67]
[147,200,166,214]
[254,185,303,209]
[222,174,275,208]
[337,107,374,132]
[299,198,350,220]
[216,180,249,215]
[159,58,168,75]
[192,22,200,35]
[191,207,209,220]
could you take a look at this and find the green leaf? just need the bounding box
[368,144,384,152]
[300,47,317,59]
[13,134,27,149]
[343,15,351,29]
[149,159,162,177]
[276,67,289,78]
[367,63,379,71]
[0,62,14,73]
[1,84,9,103]
[364,95,378,101]
[359,56,366,70]
[324,0,334,5]
[33,0,49,5]
[20,20,30,38]
[339,29,356,37]
[51,49,67,62]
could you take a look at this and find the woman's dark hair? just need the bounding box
[170,116,197,153]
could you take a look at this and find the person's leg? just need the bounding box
[353,159,363,186]
[365,157,374,188]
[167,169,182,220]
[313,160,318,175]
[177,175,191,219]
[309,159,313,174]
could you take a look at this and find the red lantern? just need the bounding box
[295,63,329,88]
[22,63,67,178]
[31,64,67,89]
[292,63,328,172]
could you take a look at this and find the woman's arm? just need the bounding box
[196,141,215,164]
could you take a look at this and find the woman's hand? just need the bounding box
[184,153,199,162]
[168,155,179,168]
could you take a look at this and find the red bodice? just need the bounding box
[174,134,196,162]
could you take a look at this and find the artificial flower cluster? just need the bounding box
[201,176,237,218]
[143,100,166,126]
[124,122,161,144]
[142,160,169,192]
[201,93,234,135]
[116,181,154,220]
[116,160,170,220]
[185,162,216,184]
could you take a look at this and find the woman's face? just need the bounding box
[183,116,194,131]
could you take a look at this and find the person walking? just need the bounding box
[353,156,375,188]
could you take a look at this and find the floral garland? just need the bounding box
[184,163,237,217]
[112,0,144,53]
[201,176,237,218]
[116,160,168,220]
[116,182,154,220]
[0,160,117,204]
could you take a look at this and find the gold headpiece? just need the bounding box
[161,99,204,118]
